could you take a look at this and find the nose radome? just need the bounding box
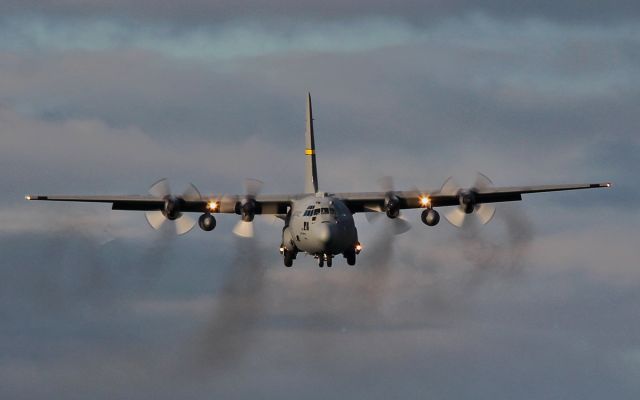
[317,224,332,244]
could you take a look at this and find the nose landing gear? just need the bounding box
[318,254,332,268]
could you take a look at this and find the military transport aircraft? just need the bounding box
[26,94,611,267]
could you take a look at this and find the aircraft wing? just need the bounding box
[335,182,612,213]
[26,182,611,215]
[25,194,294,215]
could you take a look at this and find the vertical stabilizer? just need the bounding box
[305,92,319,193]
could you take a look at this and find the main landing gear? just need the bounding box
[344,250,356,266]
[342,241,360,266]
[281,244,297,267]
[284,251,294,267]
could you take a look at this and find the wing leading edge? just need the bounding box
[25,182,611,215]
[25,194,294,215]
[336,182,612,213]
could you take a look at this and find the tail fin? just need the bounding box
[305,92,319,193]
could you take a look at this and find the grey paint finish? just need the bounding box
[25,95,611,266]
[285,194,358,257]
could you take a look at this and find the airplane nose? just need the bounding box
[317,224,332,244]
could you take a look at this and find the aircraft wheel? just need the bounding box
[344,249,356,266]
[284,251,293,267]
[318,258,324,268]
[327,257,333,268]
[346,253,356,266]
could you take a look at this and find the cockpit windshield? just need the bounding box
[321,208,329,215]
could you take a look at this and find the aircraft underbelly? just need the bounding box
[289,219,357,255]
[305,222,353,254]
[298,230,351,254]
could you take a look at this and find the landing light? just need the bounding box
[355,242,363,254]
[420,196,431,207]
[207,200,219,212]
[25,195,31,200]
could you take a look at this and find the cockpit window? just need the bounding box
[313,208,320,215]
[321,208,329,214]
[302,205,315,217]
[329,208,335,215]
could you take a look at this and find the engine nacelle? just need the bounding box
[421,209,440,226]
[384,192,401,219]
[236,199,256,222]
[198,213,216,231]
[162,196,183,220]
[458,191,476,214]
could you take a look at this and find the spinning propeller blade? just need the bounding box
[233,221,255,238]
[365,176,411,235]
[182,182,202,201]
[442,172,496,228]
[244,178,263,198]
[175,215,197,235]
[145,210,167,230]
[144,178,200,235]
[148,178,172,198]
[232,178,264,238]
[444,207,467,228]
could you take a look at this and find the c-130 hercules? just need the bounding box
[26,94,611,267]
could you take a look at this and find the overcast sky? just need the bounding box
[1,2,639,399]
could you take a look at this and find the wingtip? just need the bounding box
[25,195,47,200]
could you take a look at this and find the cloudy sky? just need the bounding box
[1,1,639,399]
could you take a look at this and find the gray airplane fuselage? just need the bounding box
[283,194,358,257]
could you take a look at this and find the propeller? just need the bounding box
[232,179,263,238]
[232,221,254,238]
[144,178,201,235]
[441,172,496,228]
[365,176,411,235]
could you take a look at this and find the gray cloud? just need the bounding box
[2,0,640,26]
[2,223,639,399]
[2,21,637,195]
[1,4,639,399]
